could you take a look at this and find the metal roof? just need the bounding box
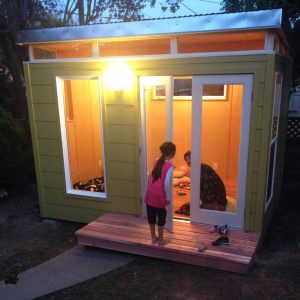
[16,9,282,44]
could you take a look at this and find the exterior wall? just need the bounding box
[24,54,279,231]
[23,62,141,223]
[261,55,293,235]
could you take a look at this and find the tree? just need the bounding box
[221,0,300,82]
[0,0,182,120]
[62,0,182,25]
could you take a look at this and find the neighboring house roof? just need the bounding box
[16,9,282,44]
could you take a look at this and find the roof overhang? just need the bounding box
[16,9,283,45]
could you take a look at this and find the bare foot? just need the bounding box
[151,237,158,244]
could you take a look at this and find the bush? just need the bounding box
[0,104,34,187]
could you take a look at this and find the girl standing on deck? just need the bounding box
[145,141,176,246]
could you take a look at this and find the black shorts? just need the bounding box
[146,204,167,226]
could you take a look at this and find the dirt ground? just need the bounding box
[1,142,300,300]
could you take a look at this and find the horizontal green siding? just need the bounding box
[42,202,105,223]
[37,139,60,156]
[106,104,136,124]
[39,155,62,173]
[107,124,136,143]
[107,143,136,162]
[23,54,287,231]
[31,85,55,103]
[36,122,59,139]
[109,162,136,180]
[34,104,57,121]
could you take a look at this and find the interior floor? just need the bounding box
[173,186,237,219]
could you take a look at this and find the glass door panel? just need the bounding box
[200,84,243,213]
[145,81,167,175]
[173,77,192,219]
[190,75,253,229]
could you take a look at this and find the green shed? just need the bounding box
[17,9,292,272]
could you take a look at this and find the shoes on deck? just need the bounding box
[218,224,229,235]
[212,236,230,246]
[208,224,229,235]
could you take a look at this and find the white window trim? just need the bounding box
[26,49,276,64]
[56,75,107,199]
[152,77,227,100]
[264,31,275,51]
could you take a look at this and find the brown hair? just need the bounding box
[184,150,191,161]
[151,141,176,182]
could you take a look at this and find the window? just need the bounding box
[32,42,93,59]
[153,77,227,100]
[57,77,106,198]
[177,31,265,53]
[265,72,283,208]
[99,38,170,56]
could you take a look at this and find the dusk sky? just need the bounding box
[142,0,222,19]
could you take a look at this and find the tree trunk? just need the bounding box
[78,0,85,25]
[0,31,28,125]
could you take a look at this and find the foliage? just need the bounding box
[0,63,14,112]
[0,0,183,27]
[0,0,64,29]
[0,105,34,187]
[61,0,182,25]
[221,0,300,82]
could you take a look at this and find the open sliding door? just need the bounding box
[140,74,253,230]
[190,75,253,229]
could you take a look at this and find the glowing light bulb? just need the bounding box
[104,61,134,91]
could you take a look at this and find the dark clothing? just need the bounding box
[146,204,167,226]
[200,164,227,211]
[175,163,227,215]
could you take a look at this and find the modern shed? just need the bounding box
[17,8,292,272]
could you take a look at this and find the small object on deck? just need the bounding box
[209,225,218,233]
[198,243,207,252]
[212,236,230,246]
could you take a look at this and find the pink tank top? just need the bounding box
[145,161,173,208]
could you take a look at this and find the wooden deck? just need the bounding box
[76,213,261,274]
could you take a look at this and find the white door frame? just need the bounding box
[190,74,253,229]
[139,76,174,232]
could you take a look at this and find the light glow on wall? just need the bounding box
[104,61,134,91]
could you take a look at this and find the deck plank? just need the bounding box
[78,228,251,264]
[87,221,256,256]
[99,213,260,241]
[93,217,258,248]
[76,213,260,274]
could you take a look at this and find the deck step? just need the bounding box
[76,213,261,274]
